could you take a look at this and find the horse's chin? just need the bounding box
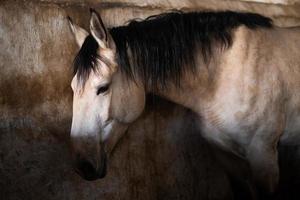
[75,166,107,181]
[85,171,107,181]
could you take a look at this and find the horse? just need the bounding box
[67,8,300,194]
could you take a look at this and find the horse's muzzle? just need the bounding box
[74,153,107,181]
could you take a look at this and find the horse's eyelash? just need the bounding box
[97,84,110,95]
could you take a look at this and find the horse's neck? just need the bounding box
[148,57,221,114]
[146,26,249,114]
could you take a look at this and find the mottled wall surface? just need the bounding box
[35,0,300,27]
[0,0,300,200]
[0,1,231,199]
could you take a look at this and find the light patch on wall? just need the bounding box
[242,0,299,5]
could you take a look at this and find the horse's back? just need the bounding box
[273,26,300,65]
[234,25,300,145]
[201,25,300,151]
[274,26,300,144]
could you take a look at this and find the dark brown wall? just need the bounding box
[0,1,232,199]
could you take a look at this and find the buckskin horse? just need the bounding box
[67,9,300,194]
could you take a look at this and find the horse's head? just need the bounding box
[68,9,145,181]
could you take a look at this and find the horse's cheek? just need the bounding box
[112,86,145,123]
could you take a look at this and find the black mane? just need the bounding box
[73,11,272,89]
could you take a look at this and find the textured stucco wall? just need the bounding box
[1,0,300,200]
[0,1,231,199]
[36,0,300,26]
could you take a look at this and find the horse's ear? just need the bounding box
[89,8,108,48]
[67,16,88,48]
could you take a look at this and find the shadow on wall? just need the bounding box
[0,94,233,200]
[0,1,231,199]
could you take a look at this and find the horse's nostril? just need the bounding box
[77,159,98,181]
[75,157,107,181]
[79,160,95,172]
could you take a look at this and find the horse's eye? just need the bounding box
[97,84,110,95]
